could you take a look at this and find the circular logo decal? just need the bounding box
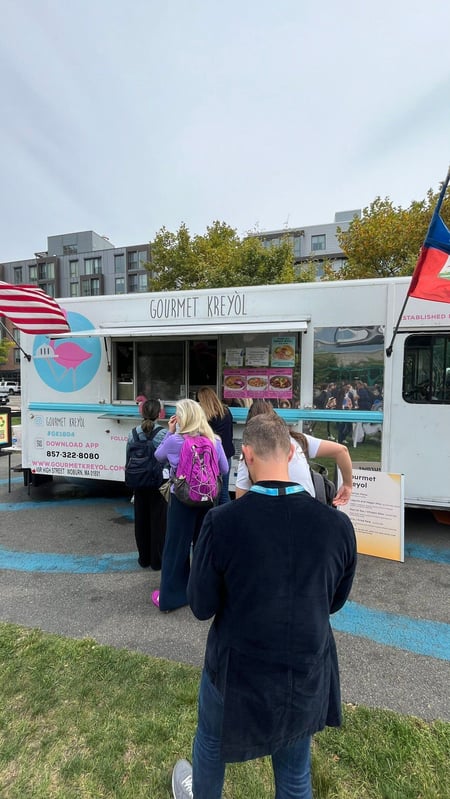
[33,312,101,393]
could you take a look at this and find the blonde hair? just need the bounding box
[197,386,227,420]
[176,398,216,443]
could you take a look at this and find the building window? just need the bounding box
[69,260,79,278]
[128,273,148,293]
[127,250,148,270]
[81,276,102,296]
[311,234,326,252]
[63,244,77,255]
[84,257,102,275]
[38,262,55,280]
[115,276,126,294]
[114,254,125,273]
[40,282,55,297]
[13,267,23,284]
[70,283,80,297]
[127,251,138,269]
[138,272,148,292]
[29,265,37,282]
[293,235,303,258]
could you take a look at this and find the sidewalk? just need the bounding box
[1,451,449,722]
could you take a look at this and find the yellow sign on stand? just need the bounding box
[0,407,12,448]
[340,470,404,562]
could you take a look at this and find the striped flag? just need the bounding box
[0,282,70,334]
[408,168,450,304]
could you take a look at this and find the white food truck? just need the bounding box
[19,277,450,509]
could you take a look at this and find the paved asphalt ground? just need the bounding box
[0,448,449,723]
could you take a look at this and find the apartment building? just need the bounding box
[252,209,361,277]
[0,212,359,380]
[0,230,151,380]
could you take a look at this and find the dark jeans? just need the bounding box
[133,487,167,570]
[158,494,209,611]
[192,669,313,799]
[337,422,352,444]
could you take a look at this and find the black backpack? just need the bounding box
[309,462,337,506]
[125,426,164,489]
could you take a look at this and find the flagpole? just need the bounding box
[386,167,450,358]
[0,319,32,361]
[385,292,410,357]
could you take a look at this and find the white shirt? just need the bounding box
[235,434,322,496]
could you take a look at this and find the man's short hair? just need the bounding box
[242,413,291,458]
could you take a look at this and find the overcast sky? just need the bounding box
[1,0,449,263]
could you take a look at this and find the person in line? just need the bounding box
[152,398,228,612]
[196,386,235,504]
[126,399,167,570]
[235,399,353,505]
[171,413,357,799]
[135,394,147,415]
[334,383,354,445]
[354,380,373,411]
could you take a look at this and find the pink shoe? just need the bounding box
[151,590,160,608]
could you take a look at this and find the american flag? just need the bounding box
[0,282,70,334]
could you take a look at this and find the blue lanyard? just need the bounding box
[250,484,305,497]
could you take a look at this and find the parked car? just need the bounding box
[0,381,20,395]
[0,386,9,405]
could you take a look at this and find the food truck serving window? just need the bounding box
[113,339,218,403]
[112,331,302,408]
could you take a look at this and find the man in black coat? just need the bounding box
[172,413,357,799]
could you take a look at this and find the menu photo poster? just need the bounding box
[223,367,294,400]
[223,368,247,399]
[271,336,296,367]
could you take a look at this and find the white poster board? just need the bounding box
[340,470,404,562]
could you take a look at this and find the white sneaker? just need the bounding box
[172,759,193,798]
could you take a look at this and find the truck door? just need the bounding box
[387,332,450,507]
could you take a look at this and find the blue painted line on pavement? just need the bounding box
[2,496,447,562]
[404,542,449,564]
[0,546,139,573]
[332,601,450,662]
[0,497,132,512]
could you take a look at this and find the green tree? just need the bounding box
[0,332,13,364]
[335,184,450,280]
[147,221,296,291]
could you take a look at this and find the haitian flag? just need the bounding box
[408,169,450,304]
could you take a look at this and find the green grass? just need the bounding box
[0,623,448,798]
[306,421,381,480]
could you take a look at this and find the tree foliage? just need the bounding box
[0,335,12,364]
[335,184,450,280]
[147,221,296,291]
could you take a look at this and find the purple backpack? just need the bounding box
[174,435,221,507]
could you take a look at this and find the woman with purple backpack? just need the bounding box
[152,398,228,612]
[196,386,235,504]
